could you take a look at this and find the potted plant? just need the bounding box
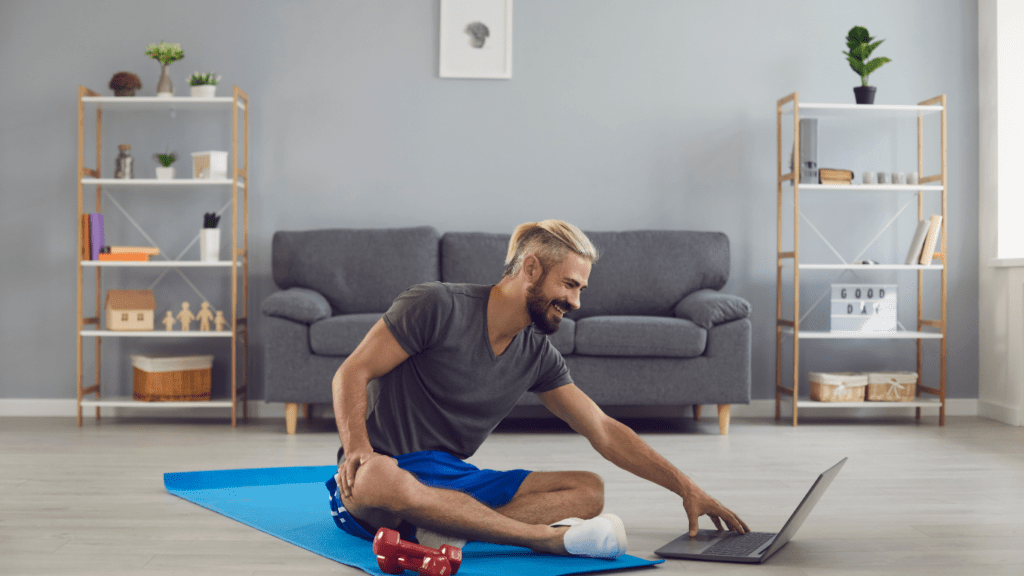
[189,72,222,98]
[154,151,177,180]
[145,41,184,97]
[844,26,891,104]
[108,72,142,97]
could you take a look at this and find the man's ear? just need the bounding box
[522,254,542,282]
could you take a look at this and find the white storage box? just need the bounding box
[191,151,229,179]
[830,284,897,332]
[866,371,918,402]
[131,354,213,402]
[809,372,867,402]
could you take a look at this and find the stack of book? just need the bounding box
[98,247,160,261]
[819,168,854,185]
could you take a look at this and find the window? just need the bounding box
[137,313,145,321]
[121,313,129,322]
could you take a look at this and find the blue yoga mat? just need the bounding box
[164,465,662,576]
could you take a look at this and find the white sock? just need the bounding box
[553,514,628,558]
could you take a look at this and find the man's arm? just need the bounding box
[332,318,410,498]
[538,384,749,536]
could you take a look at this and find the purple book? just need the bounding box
[89,213,104,260]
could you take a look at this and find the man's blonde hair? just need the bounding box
[503,220,599,278]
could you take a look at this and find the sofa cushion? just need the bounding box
[674,289,751,329]
[579,231,730,319]
[309,313,382,356]
[574,316,706,358]
[547,317,575,355]
[272,227,441,314]
[441,232,508,285]
[441,230,730,319]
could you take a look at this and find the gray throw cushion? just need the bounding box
[574,315,707,358]
[272,227,441,314]
[674,289,752,329]
[261,288,332,324]
[309,313,382,356]
[546,317,575,355]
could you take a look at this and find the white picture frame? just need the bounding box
[439,0,512,79]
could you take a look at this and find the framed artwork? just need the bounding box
[439,0,512,79]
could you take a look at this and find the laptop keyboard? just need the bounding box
[703,532,775,556]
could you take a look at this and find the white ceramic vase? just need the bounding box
[155,166,175,180]
[200,228,221,262]
[190,85,217,98]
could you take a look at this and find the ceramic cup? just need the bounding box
[893,172,905,185]
[863,171,877,184]
[877,172,889,184]
[907,171,919,185]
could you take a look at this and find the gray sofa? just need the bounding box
[261,227,751,435]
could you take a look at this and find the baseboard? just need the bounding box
[978,399,1023,426]
[0,399,286,419]
[0,398,980,420]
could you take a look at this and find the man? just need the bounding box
[328,220,748,558]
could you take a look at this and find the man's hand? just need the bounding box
[338,449,385,500]
[682,485,750,537]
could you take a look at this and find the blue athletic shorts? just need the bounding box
[326,450,532,541]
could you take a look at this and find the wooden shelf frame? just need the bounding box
[75,86,250,427]
[775,92,947,426]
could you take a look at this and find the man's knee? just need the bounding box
[344,455,412,513]
[575,471,605,518]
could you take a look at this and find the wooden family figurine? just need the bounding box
[163,302,228,331]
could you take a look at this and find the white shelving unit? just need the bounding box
[775,93,947,426]
[75,86,250,426]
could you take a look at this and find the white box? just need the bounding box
[830,283,897,332]
[191,151,229,179]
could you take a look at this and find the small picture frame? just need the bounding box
[439,0,512,79]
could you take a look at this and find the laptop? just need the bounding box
[654,458,847,564]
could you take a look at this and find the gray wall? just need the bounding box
[0,0,979,405]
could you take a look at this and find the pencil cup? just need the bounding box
[200,229,221,262]
[877,172,889,184]
[863,171,877,184]
[908,172,919,185]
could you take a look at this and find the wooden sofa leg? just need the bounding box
[303,403,312,420]
[717,404,731,435]
[693,405,702,420]
[285,403,298,435]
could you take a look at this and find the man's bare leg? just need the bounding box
[343,456,573,554]
[494,471,604,525]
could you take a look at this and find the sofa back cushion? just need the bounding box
[441,230,730,319]
[272,227,441,314]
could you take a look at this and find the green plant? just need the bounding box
[189,72,221,86]
[844,26,891,87]
[154,152,177,167]
[108,72,142,96]
[145,41,184,65]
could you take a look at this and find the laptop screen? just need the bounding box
[761,458,848,558]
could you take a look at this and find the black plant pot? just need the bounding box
[854,86,876,105]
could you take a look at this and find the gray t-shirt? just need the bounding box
[364,282,573,460]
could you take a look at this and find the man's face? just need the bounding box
[525,253,591,335]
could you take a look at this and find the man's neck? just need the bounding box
[487,280,531,354]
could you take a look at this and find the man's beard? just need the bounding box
[526,274,571,335]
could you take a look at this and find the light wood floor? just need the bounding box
[2,414,1022,576]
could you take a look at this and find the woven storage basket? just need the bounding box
[809,372,867,402]
[131,355,213,402]
[866,371,918,402]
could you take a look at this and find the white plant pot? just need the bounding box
[190,85,217,98]
[200,228,221,262]
[155,166,175,180]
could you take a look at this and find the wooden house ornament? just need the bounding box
[105,289,155,331]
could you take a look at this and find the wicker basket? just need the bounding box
[809,372,867,402]
[131,355,213,402]
[866,371,918,402]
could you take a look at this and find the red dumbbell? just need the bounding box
[376,553,451,576]
[373,527,463,575]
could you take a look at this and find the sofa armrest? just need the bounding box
[674,289,751,329]
[261,288,332,324]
